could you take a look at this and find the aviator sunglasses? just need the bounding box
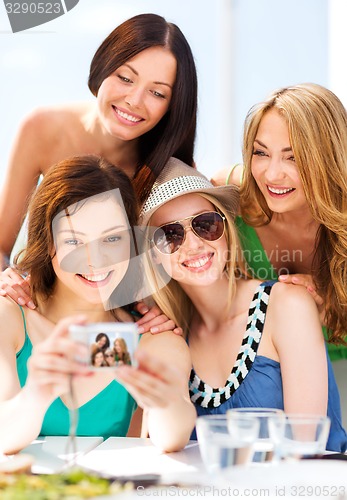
[152,211,225,255]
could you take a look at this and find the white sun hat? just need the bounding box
[139,157,239,225]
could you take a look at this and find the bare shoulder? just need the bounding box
[140,331,190,352]
[20,102,93,135]
[211,164,243,187]
[12,102,95,170]
[270,281,318,310]
[0,296,25,350]
[267,282,322,341]
[140,331,191,365]
[239,278,263,299]
[0,295,23,318]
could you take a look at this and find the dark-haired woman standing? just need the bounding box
[0,13,197,270]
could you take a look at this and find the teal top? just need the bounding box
[15,307,136,439]
[235,216,347,361]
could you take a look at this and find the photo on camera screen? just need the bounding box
[69,322,138,369]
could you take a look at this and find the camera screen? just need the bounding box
[69,322,138,369]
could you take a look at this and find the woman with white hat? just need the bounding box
[137,157,347,452]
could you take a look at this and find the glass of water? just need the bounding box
[196,414,260,474]
[227,408,285,464]
[269,414,331,461]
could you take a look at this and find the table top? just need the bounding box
[76,437,204,485]
[16,436,347,498]
[77,438,347,492]
[20,436,103,474]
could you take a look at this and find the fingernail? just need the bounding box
[137,326,144,334]
[141,306,149,313]
[279,275,287,281]
[18,297,25,305]
[150,327,158,333]
[292,277,299,283]
[28,300,36,309]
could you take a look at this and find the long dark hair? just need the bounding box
[88,13,197,203]
[95,333,110,350]
[15,155,140,313]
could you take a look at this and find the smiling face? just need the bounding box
[150,194,228,288]
[251,109,308,215]
[97,335,107,348]
[51,192,131,306]
[104,349,116,366]
[93,351,105,367]
[97,46,177,142]
[114,339,123,354]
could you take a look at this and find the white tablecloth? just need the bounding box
[17,437,347,498]
[20,436,103,474]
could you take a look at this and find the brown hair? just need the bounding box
[91,348,107,367]
[88,13,197,203]
[15,155,139,310]
[241,83,347,344]
[95,333,110,350]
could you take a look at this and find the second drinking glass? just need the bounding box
[227,408,285,464]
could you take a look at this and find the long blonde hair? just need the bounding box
[113,338,131,365]
[144,194,247,336]
[241,83,347,344]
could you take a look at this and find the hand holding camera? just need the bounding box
[27,316,90,404]
[69,322,138,370]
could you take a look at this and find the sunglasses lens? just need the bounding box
[192,212,224,241]
[153,223,185,254]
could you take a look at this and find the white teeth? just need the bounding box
[268,186,294,195]
[115,108,141,123]
[80,272,110,282]
[183,255,210,268]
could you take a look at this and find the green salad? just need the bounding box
[0,468,132,499]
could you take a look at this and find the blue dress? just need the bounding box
[189,281,347,452]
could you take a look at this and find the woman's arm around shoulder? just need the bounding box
[117,331,196,452]
[0,268,35,308]
[266,282,328,415]
[211,164,243,187]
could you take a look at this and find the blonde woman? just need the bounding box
[213,83,347,361]
[138,158,347,452]
[104,348,117,367]
[113,338,131,366]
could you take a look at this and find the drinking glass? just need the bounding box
[196,414,260,474]
[227,408,285,464]
[269,414,331,461]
